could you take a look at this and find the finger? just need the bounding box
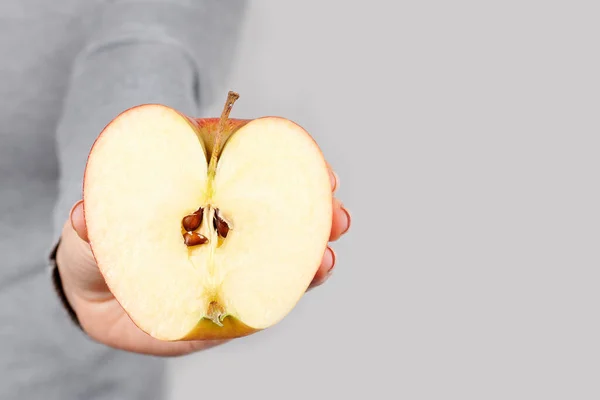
[308,246,336,290]
[329,168,339,192]
[70,200,89,243]
[58,209,111,301]
[325,160,339,192]
[329,198,351,242]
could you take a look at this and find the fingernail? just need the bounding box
[327,247,336,273]
[69,200,84,230]
[330,170,338,192]
[341,206,351,235]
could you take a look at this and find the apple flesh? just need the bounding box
[82,92,333,341]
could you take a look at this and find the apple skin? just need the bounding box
[181,316,259,341]
[82,104,329,342]
[187,117,251,160]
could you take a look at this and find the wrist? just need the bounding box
[54,221,103,320]
[50,238,82,327]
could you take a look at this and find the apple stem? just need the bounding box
[208,91,240,179]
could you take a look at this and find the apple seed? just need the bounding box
[182,207,203,231]
[213,209,230,238]
[183,231,209,246]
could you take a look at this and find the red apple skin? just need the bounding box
[82,104,330,342]
[190,117,251,159]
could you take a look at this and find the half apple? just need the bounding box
[83,92,333,341]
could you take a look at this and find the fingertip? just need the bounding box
[330,169,339,192]
[330,198,351,241]
[308,246,336,291]
[322,246,335,273]
[327,246,336,274]
[340,205,351,235]
[70,200,89,243]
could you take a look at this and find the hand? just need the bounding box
[308,166,351,289]
[56,164,351,357]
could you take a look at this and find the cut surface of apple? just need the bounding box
[83,94,333,341]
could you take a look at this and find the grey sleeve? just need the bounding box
[51,0,246,242]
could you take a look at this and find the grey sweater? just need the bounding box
[0,1,244,398]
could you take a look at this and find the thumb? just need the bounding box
[60,200,111,300]
[70,200,89,243]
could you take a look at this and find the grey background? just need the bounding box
[167,1,598,399]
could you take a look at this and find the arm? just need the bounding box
[50,0,350,356]
[51,0,245,354]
